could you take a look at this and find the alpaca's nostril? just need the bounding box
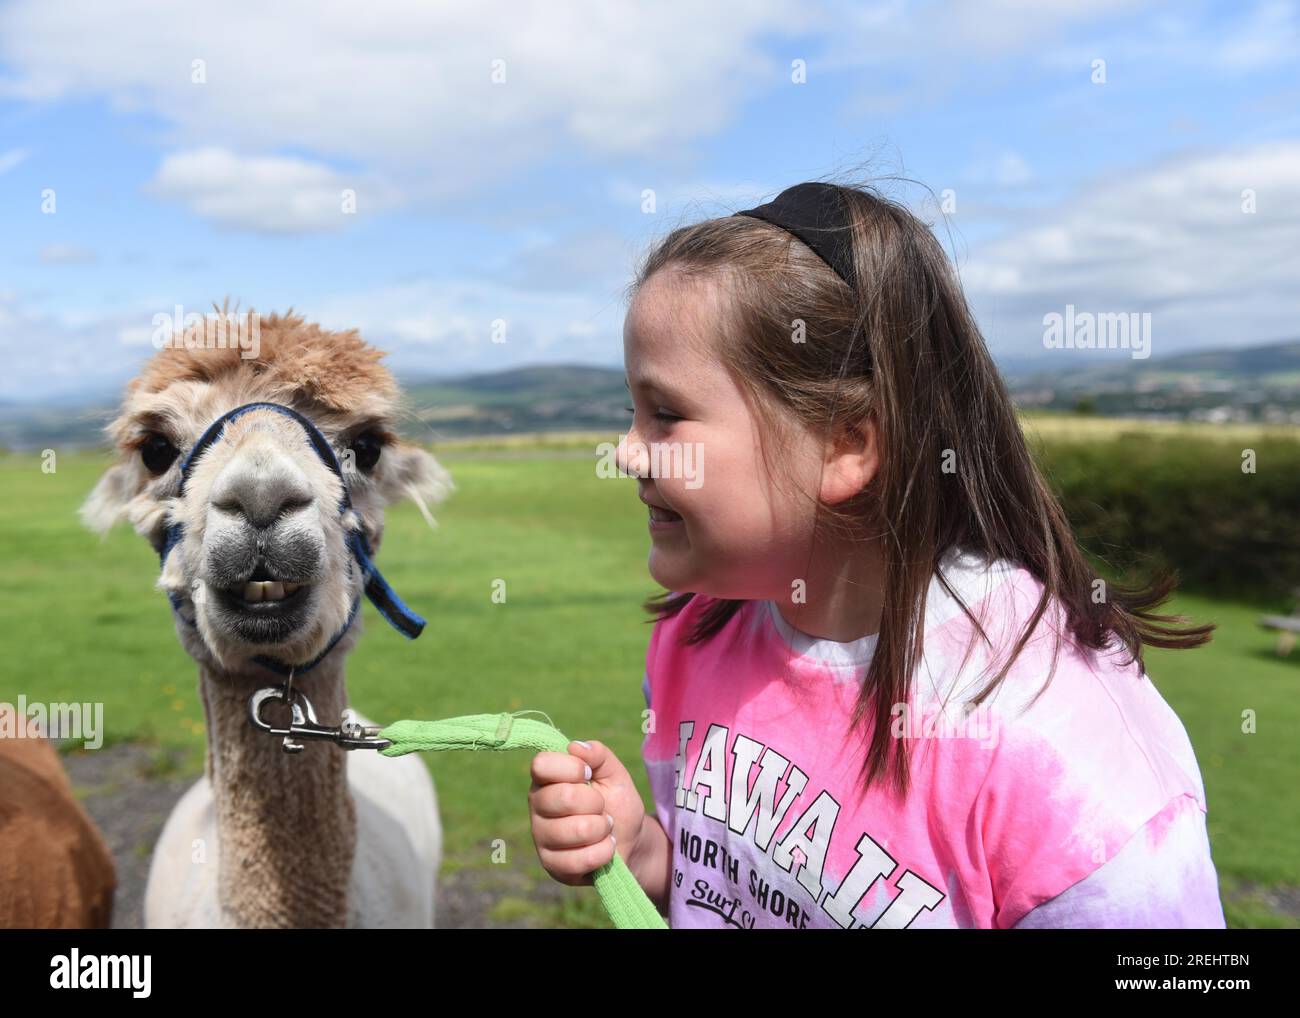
[277,496,314,520]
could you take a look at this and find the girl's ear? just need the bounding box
[375,440,455,525]
[820,417,880,505]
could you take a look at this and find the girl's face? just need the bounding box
[618,268,827,599]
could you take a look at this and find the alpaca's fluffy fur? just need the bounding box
[128,308,398,417]
[83,309,450,928]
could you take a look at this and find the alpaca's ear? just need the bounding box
[81,460,139,533]
[377,441,454,526]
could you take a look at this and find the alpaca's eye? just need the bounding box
[350,430,383,472]
[140,432,180,475]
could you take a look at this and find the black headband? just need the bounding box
[736,182,857,290]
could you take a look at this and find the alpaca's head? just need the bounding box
[82,309,452,676]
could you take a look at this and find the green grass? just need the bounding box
[1020,409,1300,445]
[1,448,652,927]
[1144,592,1300,927]
[1,447,1295,927]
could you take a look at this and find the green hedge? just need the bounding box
[1033,431,1300,600]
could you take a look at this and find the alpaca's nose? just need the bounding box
[209,445,316,530]
[224,486,314,530]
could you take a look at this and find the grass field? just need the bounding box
[1,436,1297,928]
[1019,409,1300,445]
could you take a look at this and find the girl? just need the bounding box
[527,181,1227,929]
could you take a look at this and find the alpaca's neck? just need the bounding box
[198,659,355,928]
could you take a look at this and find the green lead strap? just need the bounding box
[377,713,669,930]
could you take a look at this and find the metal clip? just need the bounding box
[248,685,392,753]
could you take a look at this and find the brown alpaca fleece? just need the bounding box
[198,666,355,928]
[124,307,398,426]
[0,706,116,928]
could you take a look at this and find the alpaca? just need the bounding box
[0,705,117,927]
[81,309,451,928]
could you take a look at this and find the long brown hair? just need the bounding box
[631,178,1214,801]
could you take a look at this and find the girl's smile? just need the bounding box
[640,487,685,532]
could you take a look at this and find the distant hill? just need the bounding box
[1142,341,1300,381]
[0,400,118,453]
[399,364,628,440]
[0,364,631,451]
[1006,339,1300,384]
[3,341,1297,451]
[1005,338,1300,423]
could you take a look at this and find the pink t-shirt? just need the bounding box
[640,546,1226,929]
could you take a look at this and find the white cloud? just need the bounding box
[502,228,637,292]
[961,140,1300,360]
[2,133,1295,404]
[822,0,1293,122]
[825,0,1149,110]
[39,243,96,264]
[0,256,628,401]
[963,150,1035,188]
[0,295,158,401]
[1037,1,1299,80]
[605,177,780,217]
[308,275,624,378]
[1199,0,1298,72]
[994,152,1034,187]
[145,147,401,233]
[0,0,804,203]
[0,148,28,174]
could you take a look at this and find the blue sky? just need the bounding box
[1,0,1297,402]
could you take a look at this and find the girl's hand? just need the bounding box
[528,739,647,887]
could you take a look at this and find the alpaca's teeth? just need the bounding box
[238,580,304,602]
[239,585,299,600]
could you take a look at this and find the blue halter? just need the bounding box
[160,401,426,676]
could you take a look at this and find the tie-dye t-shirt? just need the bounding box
[640,547,1226,929]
